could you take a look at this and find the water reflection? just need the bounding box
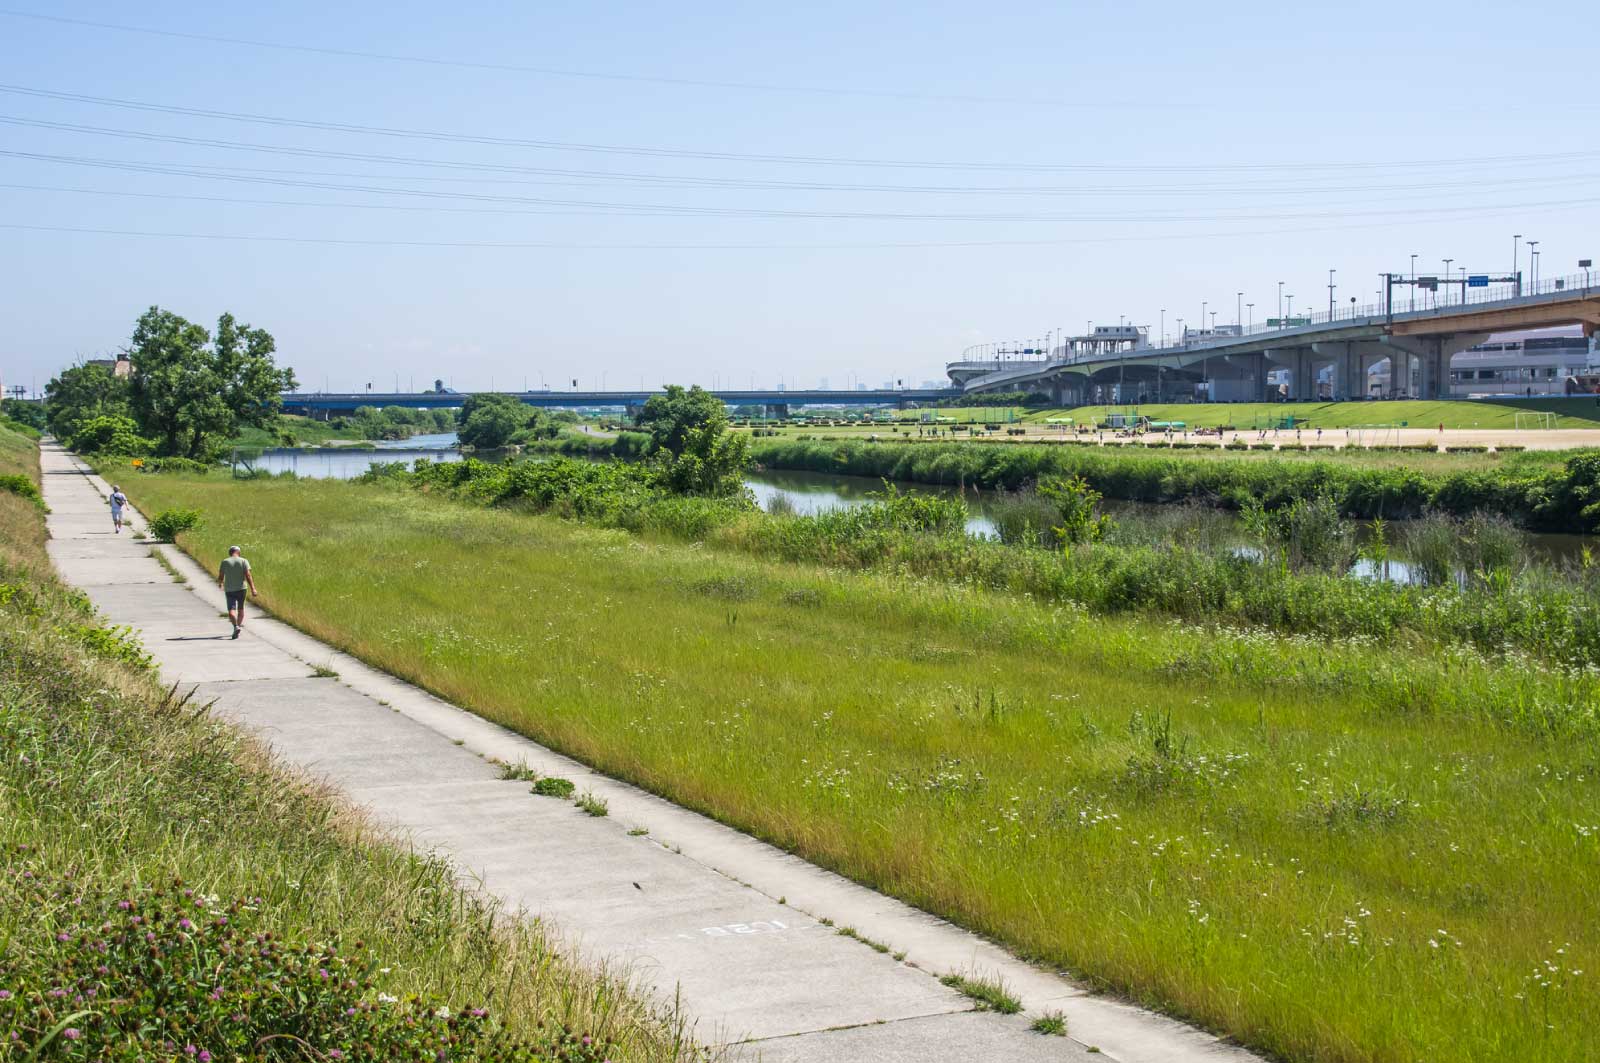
[241,437,1590,578]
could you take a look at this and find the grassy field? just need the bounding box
[1033,398,1600,430]
[0,428,698,1061]
[726,398,1600,438]
[126,472,1599,1063]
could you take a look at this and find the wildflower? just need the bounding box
[178,918,193,931]
[0,990,10,1000]
[63,1029,80,1041]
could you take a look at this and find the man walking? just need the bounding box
[108,485,128,534]
[217,545,257,639]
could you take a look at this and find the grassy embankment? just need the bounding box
[127,471,1599,1063]
[718,398,1600,442]
[1031,398,1600,430]
[0,428,698,1061]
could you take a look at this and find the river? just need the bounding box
[237,436,1590,574]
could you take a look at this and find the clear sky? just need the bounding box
[2,1,1597,395]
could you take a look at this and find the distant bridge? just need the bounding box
[281,387,961,419]
[952,270,1600,403]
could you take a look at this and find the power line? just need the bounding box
[9,180,1600,227]
[0,8,1125,109]
[1,201,1586,251]
[8,124,1600,207]
[3,84,1597,175]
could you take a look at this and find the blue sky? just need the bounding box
[2,1,1597,395]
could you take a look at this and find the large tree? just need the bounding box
[44,362,130,438]
[126,307,297,457]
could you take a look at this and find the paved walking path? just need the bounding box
[42,443,1255,1063]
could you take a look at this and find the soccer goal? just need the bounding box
[1515,411,1559,431]
[1348,424,1399,448]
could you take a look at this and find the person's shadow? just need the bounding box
[167,635,232,641]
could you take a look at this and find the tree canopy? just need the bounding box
[45,363,130,439]
[126,307,297,458]
[634,385,749,495]
[456,393,563,449]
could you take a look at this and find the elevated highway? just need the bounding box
[282,387,961,419]
[953,271,1600,403]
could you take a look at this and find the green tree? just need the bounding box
[44,363,130,437]
[457,393,529,449]
[635,385,749,495]
[1,398,48,431]
[635,385,728,457]
[126,307,297,457]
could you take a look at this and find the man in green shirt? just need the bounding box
[217,545,257,640]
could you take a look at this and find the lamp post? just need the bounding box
[1513,235,1521,293]
[1160,309,1166,348]
[1246,302,1254,330]
[1277,281,1284,325]
[1236,291,1243,330]
[1410,253,1418,311]
[1442,259,1453,309]
[1327,269,1336,319]
[1528,241,1540,288]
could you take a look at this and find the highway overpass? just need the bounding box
[952,270,1600,403]
[281,387,961,419]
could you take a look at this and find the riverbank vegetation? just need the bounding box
[734,438,1600,530]
[123,467,1600,1063]
[358,450,1600,666]
[0,424,700,1061]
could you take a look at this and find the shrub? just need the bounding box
[148,508,204,542]
[67,414,152,457]
[0,472,42,507]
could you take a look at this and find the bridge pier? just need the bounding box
[765,403,790,420]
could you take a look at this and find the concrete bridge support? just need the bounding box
[765,403,791,420]
[1381,332,1490,400]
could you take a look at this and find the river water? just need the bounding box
[239,436,1590,573]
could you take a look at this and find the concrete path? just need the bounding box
[42,443,1256,1063]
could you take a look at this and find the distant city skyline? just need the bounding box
[2,1,1597,396]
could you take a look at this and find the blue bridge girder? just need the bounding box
[280,388,962,415]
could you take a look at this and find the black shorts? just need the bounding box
[225,590,247,610]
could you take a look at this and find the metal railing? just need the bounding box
[953,268,1597,376]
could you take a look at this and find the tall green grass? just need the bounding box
[0,429,698,1061]
[351,455,1600,666]
[127,472,1600,1063]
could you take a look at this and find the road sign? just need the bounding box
[1468,275,1489,287]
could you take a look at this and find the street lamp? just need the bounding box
[1410,254,1418,310]
[1236,291,1243,330]
[1528,241,1540,288]
[1513,235,1522,291]
[1277,281,1284,325]
[1443,259,1453,309]
[1246,302,1254,330]
[1327,269,1337,319]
